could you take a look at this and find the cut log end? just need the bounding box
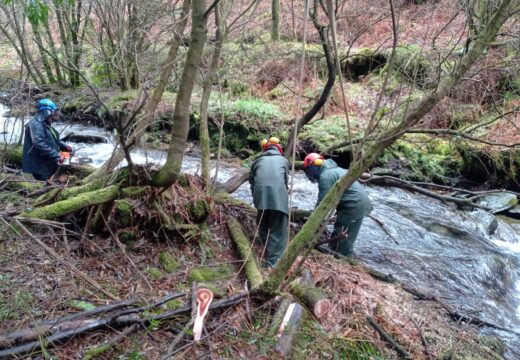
[313,298,332,319]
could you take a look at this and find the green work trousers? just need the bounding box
[256,209,288,268]
[329,209,364,256]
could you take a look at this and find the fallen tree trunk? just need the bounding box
[21,186,148,220]
[289,270,331,319]
[1,143,95,178]
[227,216,264,289]
[0,173,43,193]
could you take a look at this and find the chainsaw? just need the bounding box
[59,149,93,166]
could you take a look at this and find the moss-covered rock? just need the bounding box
[342,48,386,81]
[458,145,520,190]
[299,114,361,153]
[377,135,461,183]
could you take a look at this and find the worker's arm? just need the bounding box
[316,176,335,207]
[248,160,257,194]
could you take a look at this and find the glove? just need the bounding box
[64,145,73,152]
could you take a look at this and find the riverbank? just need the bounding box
[0,192,508,359]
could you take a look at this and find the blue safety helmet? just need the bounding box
[36,98,58,112]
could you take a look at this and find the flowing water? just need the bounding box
[2,104,520,357]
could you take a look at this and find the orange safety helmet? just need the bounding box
[303,153,324,168]
[261,136,283,154]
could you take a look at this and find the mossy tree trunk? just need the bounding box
[200,2,226,188]
[261,0,515,294]
[271,0,280,41]
[227,216,264,289]
[152,0,208,187]
[22,186,148,220]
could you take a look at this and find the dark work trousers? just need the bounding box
[256,209,288,268]
[329,212,364,256]
[32,172,51,181]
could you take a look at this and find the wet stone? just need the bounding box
[475,192,518,214]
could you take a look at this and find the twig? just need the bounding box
[166,319,194,358]
[366,315,412,359]
[12,219,118,300]
[62,227,78,295]
[367,214,400,245]
[411,318,433,360]
[82,324,139,359]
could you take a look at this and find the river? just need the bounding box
[2,104,520,357]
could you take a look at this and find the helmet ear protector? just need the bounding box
[311,158,324,166]
[260,136,281,150]
[303,153,324,168]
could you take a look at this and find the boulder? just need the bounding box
[474,192,518,214]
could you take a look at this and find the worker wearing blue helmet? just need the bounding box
[22,98,73,181]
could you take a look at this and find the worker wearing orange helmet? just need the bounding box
[249,137,290,268]
[303,153,373,256]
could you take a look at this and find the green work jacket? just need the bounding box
[316,159,373,219]
[249,148,290,214]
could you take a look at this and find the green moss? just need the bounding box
[188,199,210,223]
[378,135,461,182]
[458,144,520,188]
[158,252,178,273]
[385,45,434,87]
[116,200,133,227]
[188,264,234,283]
[165,299,183,310]
[120,231,137,245]
[299,115,361,151]
[146,266,163,279]
[83,344,111,360]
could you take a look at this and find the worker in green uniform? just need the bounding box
[303,153,373,256]
[249,137,290,268]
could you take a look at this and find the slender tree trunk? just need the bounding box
[31,22,56,83]
[271,0,280,41]
[54,0,73,84]
[43,21,64,84]
[200,3,224,187]
[6,3,46,84]
[152,0,208,187]
[261,0,514,294]
[0,21,39,83]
